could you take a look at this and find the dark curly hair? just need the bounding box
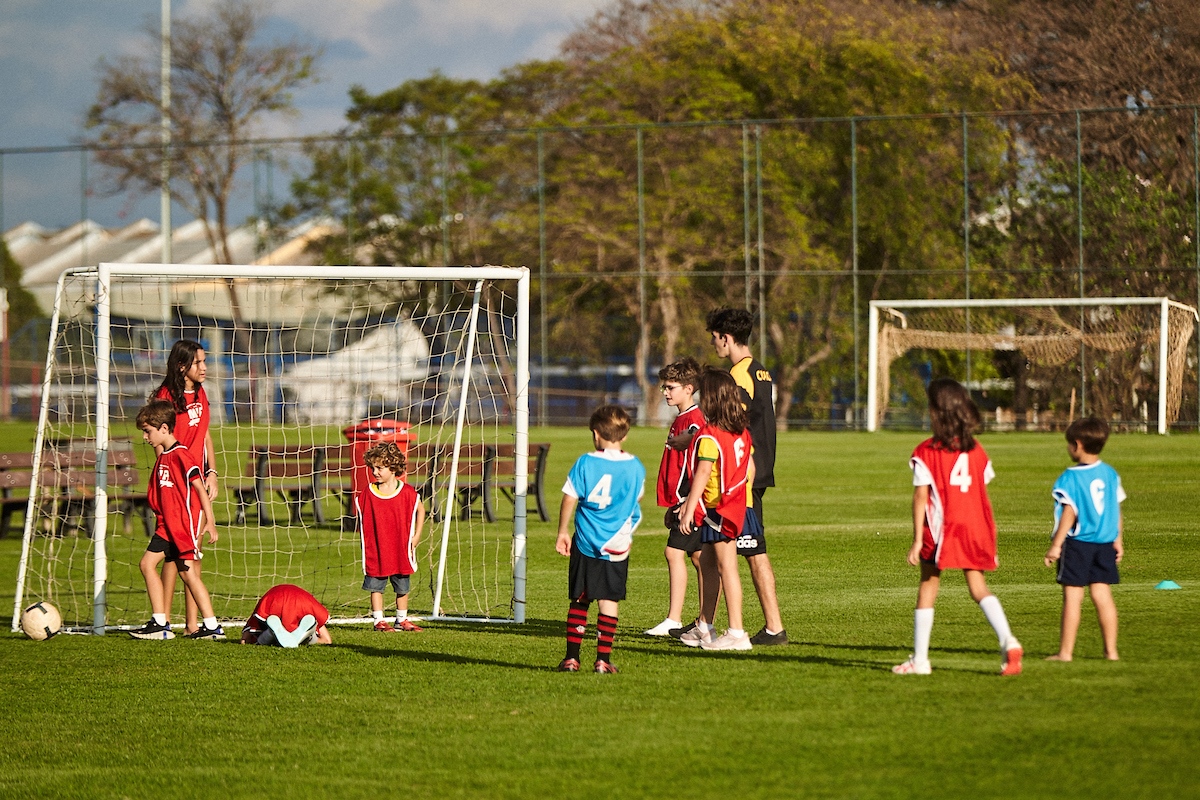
[927,378,981,451]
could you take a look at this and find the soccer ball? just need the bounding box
[21,601,62,641]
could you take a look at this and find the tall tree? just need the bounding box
[86,0,322,265]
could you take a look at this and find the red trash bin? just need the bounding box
[342,419,414,496]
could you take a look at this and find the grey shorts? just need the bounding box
[363,574,411,595]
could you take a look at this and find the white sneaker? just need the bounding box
[700,630,752,651]
[892,655,932,675]
[644,618,682,637]
[679,626,714,647]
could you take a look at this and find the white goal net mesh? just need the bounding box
[875,301,1197,430]
[15,269,526,630]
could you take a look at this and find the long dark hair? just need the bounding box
[153,339,203,413]
[698,368,746,435]
[927,378,981,451]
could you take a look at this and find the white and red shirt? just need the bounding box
[910,438,998,570]
[656,404,704,507]
[148,442,204,557]
[154,385,210,471]
[244,584,330,634]
[356,481,421,578]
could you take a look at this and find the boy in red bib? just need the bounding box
[355,441,425,632]
[241,584,332,647]
[894,379,1022,676]
[129,400,223,640]
[645,357,705,637]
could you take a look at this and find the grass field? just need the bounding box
[1,426,1198,799]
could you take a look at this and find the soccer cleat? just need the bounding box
[679,625,714,648]
[186,624,226,640]
[644,619,681,637]
[396,619,423,632]
[1001,639,1023,676]
[556,658,581,672]
[373,620,396,632]
[593,660,619,674]
[700,630,753,651]
[892,655,932,675]
[749,627,789,646]
[128,620,175,640]
[668,620,697,640]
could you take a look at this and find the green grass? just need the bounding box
[1,427,1198,799]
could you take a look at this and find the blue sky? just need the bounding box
[0,0,606,229]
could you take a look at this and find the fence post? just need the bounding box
[756,125,766,367]
[962,113,972,387]
[1076,110,1086,414]
[636,126,647,424]
[743,124,752,311]
[537,130,548,426]
[851,118,860,427]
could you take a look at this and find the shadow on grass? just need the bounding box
[335,642,552,672]
[421,617,565,640]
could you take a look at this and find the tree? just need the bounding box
[86,0,322,266]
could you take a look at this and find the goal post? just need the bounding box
[12,263,531,633]
[868,297,1199,435]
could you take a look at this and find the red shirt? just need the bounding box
[148,443,204,557]
[910,438,998,570]
[688,424,753,535]
[356,481,421,577]
[154,385,210,471]
[656,405,704,507]
[245,584,331,634]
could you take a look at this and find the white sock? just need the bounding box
[371,610,384,621]
[699,620,715,634]
[914,608,934,663]
[152,613,167,626]
[728,628,745,638]
[202,616,218,630]
[663,618,681,627]
[395,610,407,622]
[765,628,782,636]
[978,595,1013,649]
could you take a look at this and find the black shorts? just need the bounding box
[569,545,628,602]
[145,535,189,571]
[664,505,703,554]
[752,487,766,524]
[1057,538,1120,587]
[736,505,768,557]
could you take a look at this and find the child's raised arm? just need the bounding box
[1044,505,1076,567]
[555,494,578,557]
[907,485,930,566]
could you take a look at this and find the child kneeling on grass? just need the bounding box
[242,584,332,647]
[130,400,223,640]
[356,441,425,632]
[1044,417,1125,662]
[894,378,1022,676]
[555,405,646,674]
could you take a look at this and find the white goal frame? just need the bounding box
[867,296,1200,435]
[12,263,531,634]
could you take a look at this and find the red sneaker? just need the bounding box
[556,658,581,672]
[593,660,619,674]
[396,619,423,632]
[373,620,396,632]
[1001,640,1023,676]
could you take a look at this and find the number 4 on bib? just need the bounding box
[949,454,972,493]
[588,474,614,509]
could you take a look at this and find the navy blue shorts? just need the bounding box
[736,506,767,557]
[1057,538,1120,587]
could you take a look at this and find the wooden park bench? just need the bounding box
[231,445,326,526]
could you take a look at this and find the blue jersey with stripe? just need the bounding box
[1052,461,1126,544]
[562,449,646,562]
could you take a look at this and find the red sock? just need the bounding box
[596,613,618,663]
[565,601,588,661]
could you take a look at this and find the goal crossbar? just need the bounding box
[867,296,1200,434]
[12,263,531,633]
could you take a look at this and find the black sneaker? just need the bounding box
[749,627,788,646]
[668,620,698,639]
[129,620,175,640]
[186,624,226,640]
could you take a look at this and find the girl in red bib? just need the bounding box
[894,378,1022,676]
[678,369,755,652]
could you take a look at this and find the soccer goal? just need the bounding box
[11,264,531,633]
[867,297,1199,434]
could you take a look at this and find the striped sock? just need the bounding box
[596,613,618,663]
[565,601,588,661]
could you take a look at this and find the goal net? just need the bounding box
[12,264,531,633]
[868,297,1198,433]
